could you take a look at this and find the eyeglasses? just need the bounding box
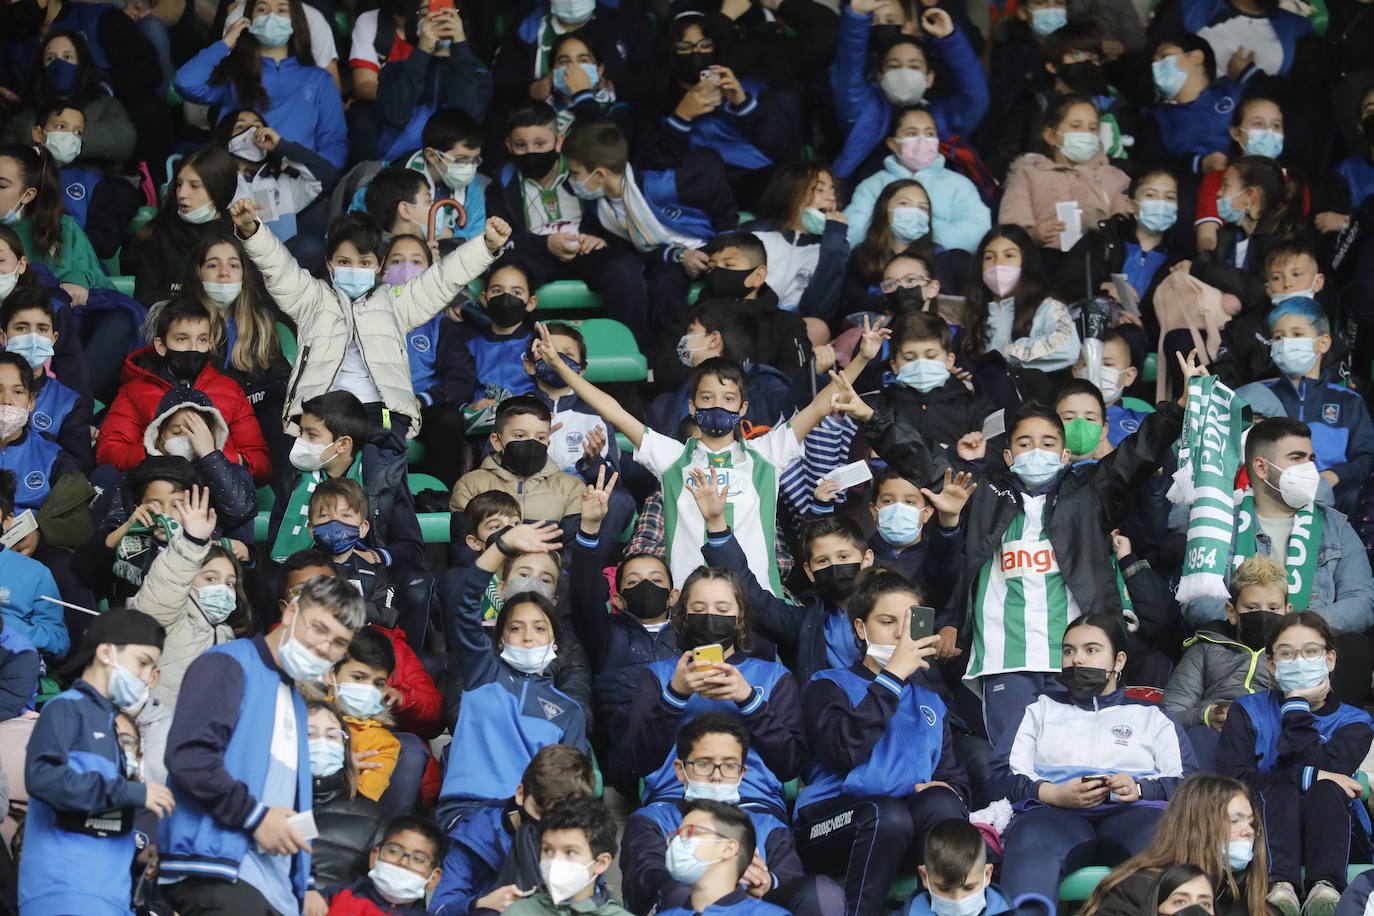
[438,150,483,168]
[672,824,726,842]
[673,38,715,53]
[683,759,743,778]
[1272,643,1328,662]
[379,842,436,873]
[300,612,353,657]
[879,274,931,294]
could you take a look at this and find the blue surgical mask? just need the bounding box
[553,62,599,96]
[889,206,930,242]
[929,887,987,916]
[1270,287,1315,306]
[1270,336,1318,377]
[1137,199,1177,233]
[551,0,596,23]
[1151,54,1189,99]
[1244,128,1284,159]
[569,173,604,200]
[309,737,345,776]
[278,611,333,682]
[313,519,363,555]
[193,583,237,624]
[895,357,949,393]
[249,12,294,48]
[333,266,376,299]
[0,204,22,226]
[501,642,556,675]
[1010,448,1064,488]
[1274,656,1329,692]
[665,835,718,885]
[108,660,150,712]
[179,202,217,225]
[1217,191,1248,225]
[335,682,385,719]
[684,779,741,804]
[6,332,54,369]
[1225,839,1253,871]
[801,207,827,235]
[877,502,925,545]
[1030,6,1067,35]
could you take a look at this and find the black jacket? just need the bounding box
[943,402,1184,639]
[860,376,998,486]
[311,772,385,890]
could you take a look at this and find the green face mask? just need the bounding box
[1063,417,1103,456]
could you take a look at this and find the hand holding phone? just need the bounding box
[909,606,936,641]
[692,644,725,669]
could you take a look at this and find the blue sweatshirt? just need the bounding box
[407,313,477,408]
[459,323,536,402]
[173,43,348,167]
[19,679,146,916]
[431,799,518,916]
[0,549,67,659]
[1265,372,1374,503]
[657,889,790,916]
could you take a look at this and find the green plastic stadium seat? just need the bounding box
[565,318,646,383]
[886,871,919,903]
[1141,352,1158,384]
[535,279,604,311]
[408,473,450,544]
[1119,396,1154,413]
[616,433,633,456]
[590,748,604,799]
[276,322,298,364]
[111,276,135,297]
[406,438,426,465]
[254,486,274,542]
[101,248,121,276]
[1059,866,1112,901]
[126,206,157,237]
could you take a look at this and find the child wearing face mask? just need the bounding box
[1260,297,1374,513]
[623,713,841,916]
[302,699,383,894]
[832,1,987,181]
[905,819,1024,916]
[999,95,1132,253]
[1071,331,1150,448]
[461,262,540,417]
[19,607,172,916]
[1137,35,1255,182]
[127,484,244,785]
[1216,611,1373,916]
[434,522,588,828]
[0,469,67,659]
[324,814,445,915]
[503,797,629,916]
[318,628,401,803]
[793,569,969,916]
[845,107,990,254]
[228,197,509,444]
[658,801,790,916]
[308,478,398,629]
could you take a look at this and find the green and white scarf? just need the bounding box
[1234,493,1324,612]
[1170,376,1250,603]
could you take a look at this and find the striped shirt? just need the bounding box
[966,494,1080,680]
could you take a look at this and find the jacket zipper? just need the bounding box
[286,344,311,406]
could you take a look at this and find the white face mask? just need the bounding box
[289,437,337,472]
[860,624,897,667]
[540,857,595,904]
[369,861,431,904]
[684,778,741,804]
[879,67,928,105]
[227,127,267,163]
[1096,366,1124,404]
[162,435,196,461]
[1264,459,1320,510]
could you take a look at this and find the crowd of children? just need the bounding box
[2,0,1374,913]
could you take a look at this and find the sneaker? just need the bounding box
[1301,881,1341,916]
[1268,881,1300,916]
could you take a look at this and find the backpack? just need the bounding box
[940,135,999,208]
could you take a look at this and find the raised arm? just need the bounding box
[788,317,890,442]
[531,322,647,449]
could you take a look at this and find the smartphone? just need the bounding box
[693,644,725,669]
[910,605,936,641]
[1082,774,1111,785]
[700,68,720,84]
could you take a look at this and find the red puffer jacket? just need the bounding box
[375,624,444,739]
[95,346,273,483]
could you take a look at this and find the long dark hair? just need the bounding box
[0,144,65,260]
[753,160,830,231]
[1229,155,1307,243]
[26,31,106,111]
[963,225,1048,362]
[854,179,934,284]
[138,147,240,242]
[304,699,358,800]
[1144,864,1212,916]
[178,232,281,374]
[670,566,754,654]
[209,0,317,111]
[0,227,44,297]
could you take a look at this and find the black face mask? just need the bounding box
[674,51,714,85]
[486,292,529,329]
[500,439,549,477]
[514,149,560,180]
[163,348,210,382]
[811,562,861,604]
[622,580,670,620]
[1237,610,1280,650]
[885,285,928,315]
[1056,665,1111,699]
[684,612,737,649]
[1362,113,1374,145]
[703,266,754,299]
[870,23,903,51]
[1056,60,1107,96]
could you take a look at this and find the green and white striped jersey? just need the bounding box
[636,426,802,599]
[965,493,1080,680]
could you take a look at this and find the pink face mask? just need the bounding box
[982,264,1021,298]
[897,135,940,173]
[383,260,426,285]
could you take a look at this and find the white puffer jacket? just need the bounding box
[240,224,496,436]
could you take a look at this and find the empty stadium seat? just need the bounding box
[408,472,450,543]
[567,318,646,383]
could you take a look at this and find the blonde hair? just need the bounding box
[1229,555,1287,599]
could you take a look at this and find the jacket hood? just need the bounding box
[142,386,230,457]
[123,344,219,390]
[882,152,947,179]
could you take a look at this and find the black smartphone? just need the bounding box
[910,605,936,641]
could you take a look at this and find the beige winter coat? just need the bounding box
[449,455,584,522]
[997,153,1132,246]
[130,535,234,708]
[240,225,496,436]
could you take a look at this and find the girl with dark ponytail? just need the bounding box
[0,143,112,298]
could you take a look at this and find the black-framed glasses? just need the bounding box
[683,760,743,778]
[379,842,435,873]
[673,38,715,53]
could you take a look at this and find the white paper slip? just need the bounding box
[287,810,319,841]
[1056,201,1083,252]
[822,460,873,490]
[0,510,36,549]
[981,409,1005,440]
[1110,272,1141,317]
